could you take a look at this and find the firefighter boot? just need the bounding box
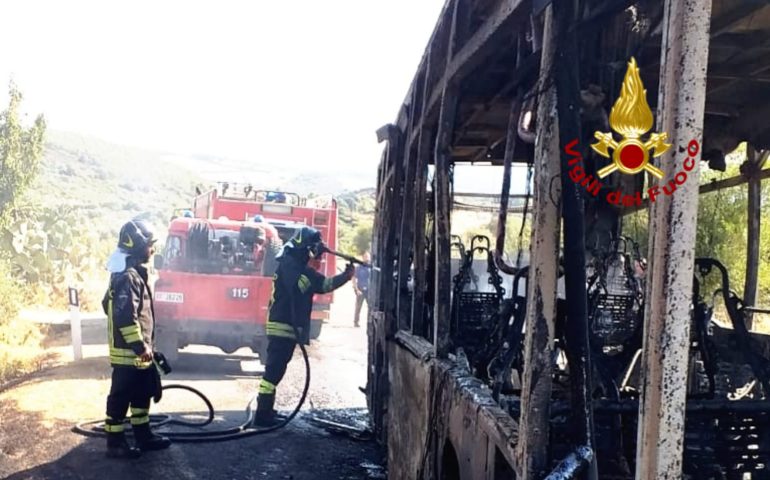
[106,432,142,459]
[132,423,172,451]
[253,393,282,427]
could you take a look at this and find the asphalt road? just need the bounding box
[0,287,384,480]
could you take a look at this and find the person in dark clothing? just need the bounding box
[253,226,354,427]
[352,251,371,327]
[102,219,171,459]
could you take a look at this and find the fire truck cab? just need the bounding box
[153,184,338,361]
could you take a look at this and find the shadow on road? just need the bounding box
[167,351,264,380]
[7,286,375,479]
[4,408,385,480]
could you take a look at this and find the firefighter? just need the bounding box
[253,226,355,427]
[252,227,267,272]
[102,219,171,458]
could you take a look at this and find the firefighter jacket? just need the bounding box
[266,253,351,344]
[102,263,155,369]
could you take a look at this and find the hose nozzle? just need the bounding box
[324,248,373,269]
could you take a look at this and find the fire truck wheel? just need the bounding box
[309,319,323,340]
[156,329,179,363]
[255,342,268,363]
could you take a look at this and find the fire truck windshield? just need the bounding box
[162,223,271,276]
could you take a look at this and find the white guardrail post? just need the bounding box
[68,286,82,361]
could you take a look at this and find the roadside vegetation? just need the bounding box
[0,82,201,384]
[337,189,375,256]
[625,143,770,332]
[0,84,378,383]
[0,83,49,384]
[6,133,201,309]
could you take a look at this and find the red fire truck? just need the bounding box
[152,184,338,361]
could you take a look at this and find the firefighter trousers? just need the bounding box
[105,367,156,435]
[258,336,297,397]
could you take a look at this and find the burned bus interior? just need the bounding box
[367,0,770,478]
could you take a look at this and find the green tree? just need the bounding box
[484,213,531,256]
[622,152,770,332]
[0,82,47,381]
[0,83,46,228]
[353,223,373,254]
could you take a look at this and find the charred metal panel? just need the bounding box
[553,0,596,476]
[411,127,434,337]
[387,334,433,480]
[635,0,713,478]
[743,148,769,330]
[398,86,422,331]
[387,332,520,480]
[516,6,561,479]
[438,358,520,479]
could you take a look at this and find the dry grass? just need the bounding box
[753,315,770,335]
[0,259,57,386]
[0,318,51,386]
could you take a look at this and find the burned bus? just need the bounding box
[367,1,770,478]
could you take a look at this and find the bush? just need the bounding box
[352,223,373,255]
[1,207,114,312]
[0,260,22,321]
[0,317,46,384]
[0,260,46,384]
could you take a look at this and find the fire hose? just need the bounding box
[73,249,369,443]
[323,247,378,272]
[73,325,311,443]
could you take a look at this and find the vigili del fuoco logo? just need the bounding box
[564,57,700,207]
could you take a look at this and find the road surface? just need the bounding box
[0,287,384,480]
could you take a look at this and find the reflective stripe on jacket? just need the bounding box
[102,264,155,369]
[267,254,350,344]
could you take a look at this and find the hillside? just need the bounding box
[159,152,377,196]
[4,131,379,309]
[336,188,376,255]
[31,131,379,228]
[2,132,204,309]
[31,131,202,231]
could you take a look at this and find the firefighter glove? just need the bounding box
[344,263,355,280]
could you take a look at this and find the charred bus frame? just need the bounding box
[367,0,770,478]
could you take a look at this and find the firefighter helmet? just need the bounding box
[285,226,326,258]
[118,219,157,255]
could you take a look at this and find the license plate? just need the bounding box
[155,291,184,303]
[229,287,250,300]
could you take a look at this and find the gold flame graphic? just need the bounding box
[608,58,653,138]
[591,57,669,179]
